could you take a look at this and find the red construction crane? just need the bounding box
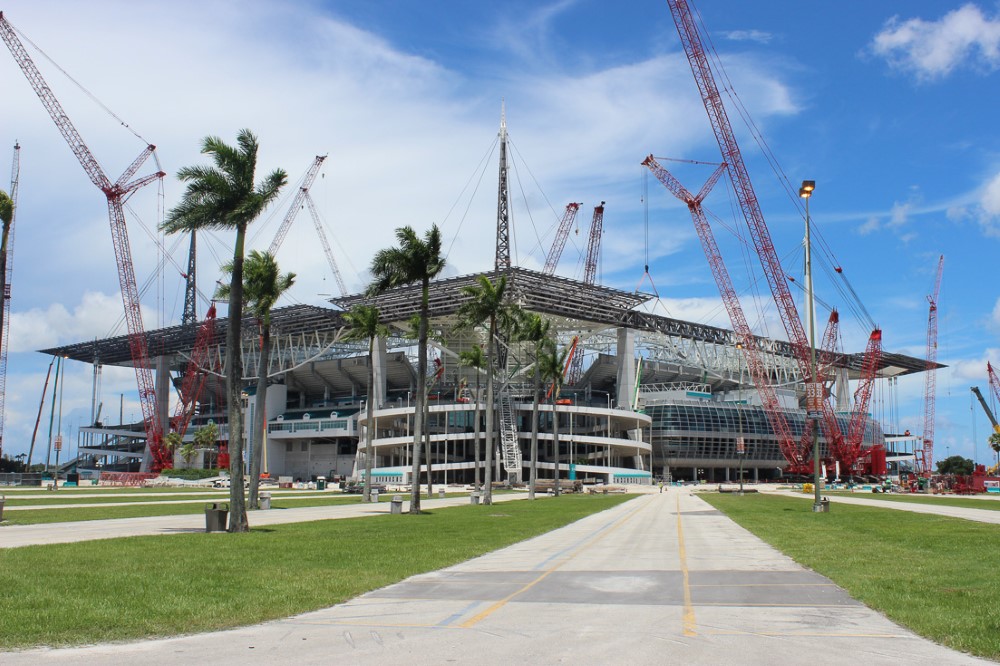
[268,155,326,255]
[568,204,605,383]
[0,143,19,459]
[665,0,846,460]
[542,202,582,275]
[988,362,1000,410]
[170,304,218,438]
[0,13,170,471]
[844,328,882,471]
[918,255,944,475]
[643,156,808,471]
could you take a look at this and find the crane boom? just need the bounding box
[0,13,169,470]
[267,155,327,255]
[918,255,944,474]
[170,304,218,438]
[643,156,808,471]
[665,0,845,458]
[971,385,999,431]
[304,194,347,296]
[582,203,605,285]
[0,143,19,458]
[542,202,582,275]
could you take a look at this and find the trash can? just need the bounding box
[205,503,229,532]
[371,489,379,503]
[438,488,445,499]
[470,492,480,505]
[316,476,327,491]
[390,495,403,514]
[259,492,271,510]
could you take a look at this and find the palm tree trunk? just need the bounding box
[226,224,249,531]
[473,376,481,490]
[425,397,433,497]
[363,337,375,503]
[552,396,560,497]
[0,222,9,361]
[248,321,269,509]
[529,364,540,500]
[410,279,430,514]
[483,317,496,505]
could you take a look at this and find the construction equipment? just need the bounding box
[169,304,218,438]
[566,204,604,383]
[0,143,19,458]
[643,157,807,471]
[0,13,169,471]
[971,385,999,432]
[267,155,349,295]
[917,256,944,474]
[665,0,857,466]
[542,202,582,275]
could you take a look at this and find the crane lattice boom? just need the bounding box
[0,13,169,470]
[170,304,218,438]
[582,203,605,286]
[268,155,327,256]
[918,255,944,474]
[643,156,808,471]
[543,202,581,275]
[0,143,19,458]
[304,194,347,296]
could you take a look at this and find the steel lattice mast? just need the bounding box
[0,13,170,470]
[582,203,605,286]
[665,0,845,458]
[0,142,20,458]
[542,202,581,275]
[643,156,808,471]
[267,155,326,256]
[495,102,511,273]
[181,232,198,326]
[919,255,944,474]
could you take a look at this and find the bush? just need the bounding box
[159,468,223,481]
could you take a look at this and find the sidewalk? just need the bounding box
[1,487,987,665]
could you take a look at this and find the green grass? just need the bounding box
[0,494,631,648]
[824,491,1000,511]
[701,492,1000,660]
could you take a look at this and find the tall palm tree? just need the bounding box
[368,225,445,514]
[459,345,486,490]
[991,432,1000,468]
[0,189,13,363]
[343,304,388,503]
[538,338,570,496]
[455,274,519,505]
[162,129,287,532]
[218,250,295,509]
[516,312,550,500]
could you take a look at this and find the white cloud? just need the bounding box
[723,30,773,45]
[7,291,157,352]
[871,4,1000,80]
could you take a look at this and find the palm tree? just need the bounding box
[538,338,570,496]
[455,274,519,505]
[162,129,287,532]
[368,225,445,513]
[516,312,550,500]
[218,250,295,509]
[0,189,13,362]
[459,345,487,490]
[343,304,388,503]
[991,432,1000,468]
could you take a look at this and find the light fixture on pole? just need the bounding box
[735,342,745,495]
[800,179,827,513]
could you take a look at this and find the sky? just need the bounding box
[1,0,999,468]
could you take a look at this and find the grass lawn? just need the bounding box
[701,492,1000,660]
[824,491,1000,511]
[0,494,631,649]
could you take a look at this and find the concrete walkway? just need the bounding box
[2,487,987,665]
[0,492,517,549]
[772,488,1000,524]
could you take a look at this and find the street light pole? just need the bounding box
[736,342,745,495]
[800,179,826,513]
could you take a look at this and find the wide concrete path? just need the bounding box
[0,493,517,549]
[772,488,1000,524]
[3,487,987,665]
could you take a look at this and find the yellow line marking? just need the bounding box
[677,492,697,637]
[458,496,650,629]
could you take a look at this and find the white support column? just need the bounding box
[616,327,636,410]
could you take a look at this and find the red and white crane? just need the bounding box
[665,0,853,463]
[0,13,170,470]
[169,304,218,439]
[267,154,348,295]
[0,143,20,459]
[918,255,944,474]
[643,157,809,470]
[542,202,582,276]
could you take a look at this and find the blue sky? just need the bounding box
[1,1,998,467]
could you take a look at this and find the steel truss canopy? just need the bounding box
[43,267,934,381]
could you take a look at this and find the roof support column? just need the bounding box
[616,327,636,410]
[373,335,387,408]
